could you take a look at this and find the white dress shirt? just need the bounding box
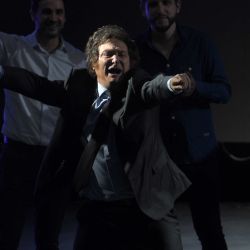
[0,31,86,145]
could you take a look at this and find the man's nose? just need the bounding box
[111,54,119,62]
[48,12,59,21]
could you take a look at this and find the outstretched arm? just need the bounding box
[109,68,194,128]
[0,66,66,107]
[134,68,196,105]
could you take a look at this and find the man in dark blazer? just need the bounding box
[0,25,194,250]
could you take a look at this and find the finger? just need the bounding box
[171,75,183,85]
[180,73,191,89]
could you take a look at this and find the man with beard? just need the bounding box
[0,24,194,250]
[0,0,85,249]
[135,0,231,250]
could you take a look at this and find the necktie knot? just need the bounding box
[95,90,110,110]
[82,90,110,141]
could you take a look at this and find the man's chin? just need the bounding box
[154,24,171,33]
[45,28,63,38]
[109,74,123,82]
[151,18,175,33]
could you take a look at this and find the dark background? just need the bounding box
[1,0,249,143]
[0,0,250,200]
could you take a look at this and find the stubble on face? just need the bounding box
[145,0,180,33]
[151,15,176,33]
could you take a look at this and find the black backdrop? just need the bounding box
[1,1,250,200]
[1,0,250,144]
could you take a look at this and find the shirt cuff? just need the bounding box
[167,78,174,92]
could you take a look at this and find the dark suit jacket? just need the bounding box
[2,66,191,220]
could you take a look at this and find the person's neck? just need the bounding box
[36,33,61,53]
[151,23,178,59]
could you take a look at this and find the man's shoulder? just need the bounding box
[66,68,95,90]
[63,40,84,54]
[0,31,25,43]
[64,68,96,110]
[62,40,86,66]
[177,24,211,43]
[71,67,89,77]
[134,31,148,45]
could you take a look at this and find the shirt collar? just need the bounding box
[144,23,186,49]
[97,82,108,97]
[26,31,67,53]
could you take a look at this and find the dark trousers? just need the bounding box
[0,140,46,249]
[0,139,70,250]
[73,198,183,250]
[35,183,72,250]
[179,154,228,250]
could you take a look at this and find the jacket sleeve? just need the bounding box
[111,68,175,129]
[1,66,66,107]
[140,72,174,105]
[35,68,95,195]
[111,68,175,108]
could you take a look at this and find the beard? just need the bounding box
[150,15,176,33]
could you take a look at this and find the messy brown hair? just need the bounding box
[85,25,140,76]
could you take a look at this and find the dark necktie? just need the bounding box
[73,90,111,192]
[82,90,110,142]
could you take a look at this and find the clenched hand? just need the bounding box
[169,72,196,96]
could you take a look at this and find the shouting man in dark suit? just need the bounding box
[0,25,195,250]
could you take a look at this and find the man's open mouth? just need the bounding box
[107,67,122,75]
